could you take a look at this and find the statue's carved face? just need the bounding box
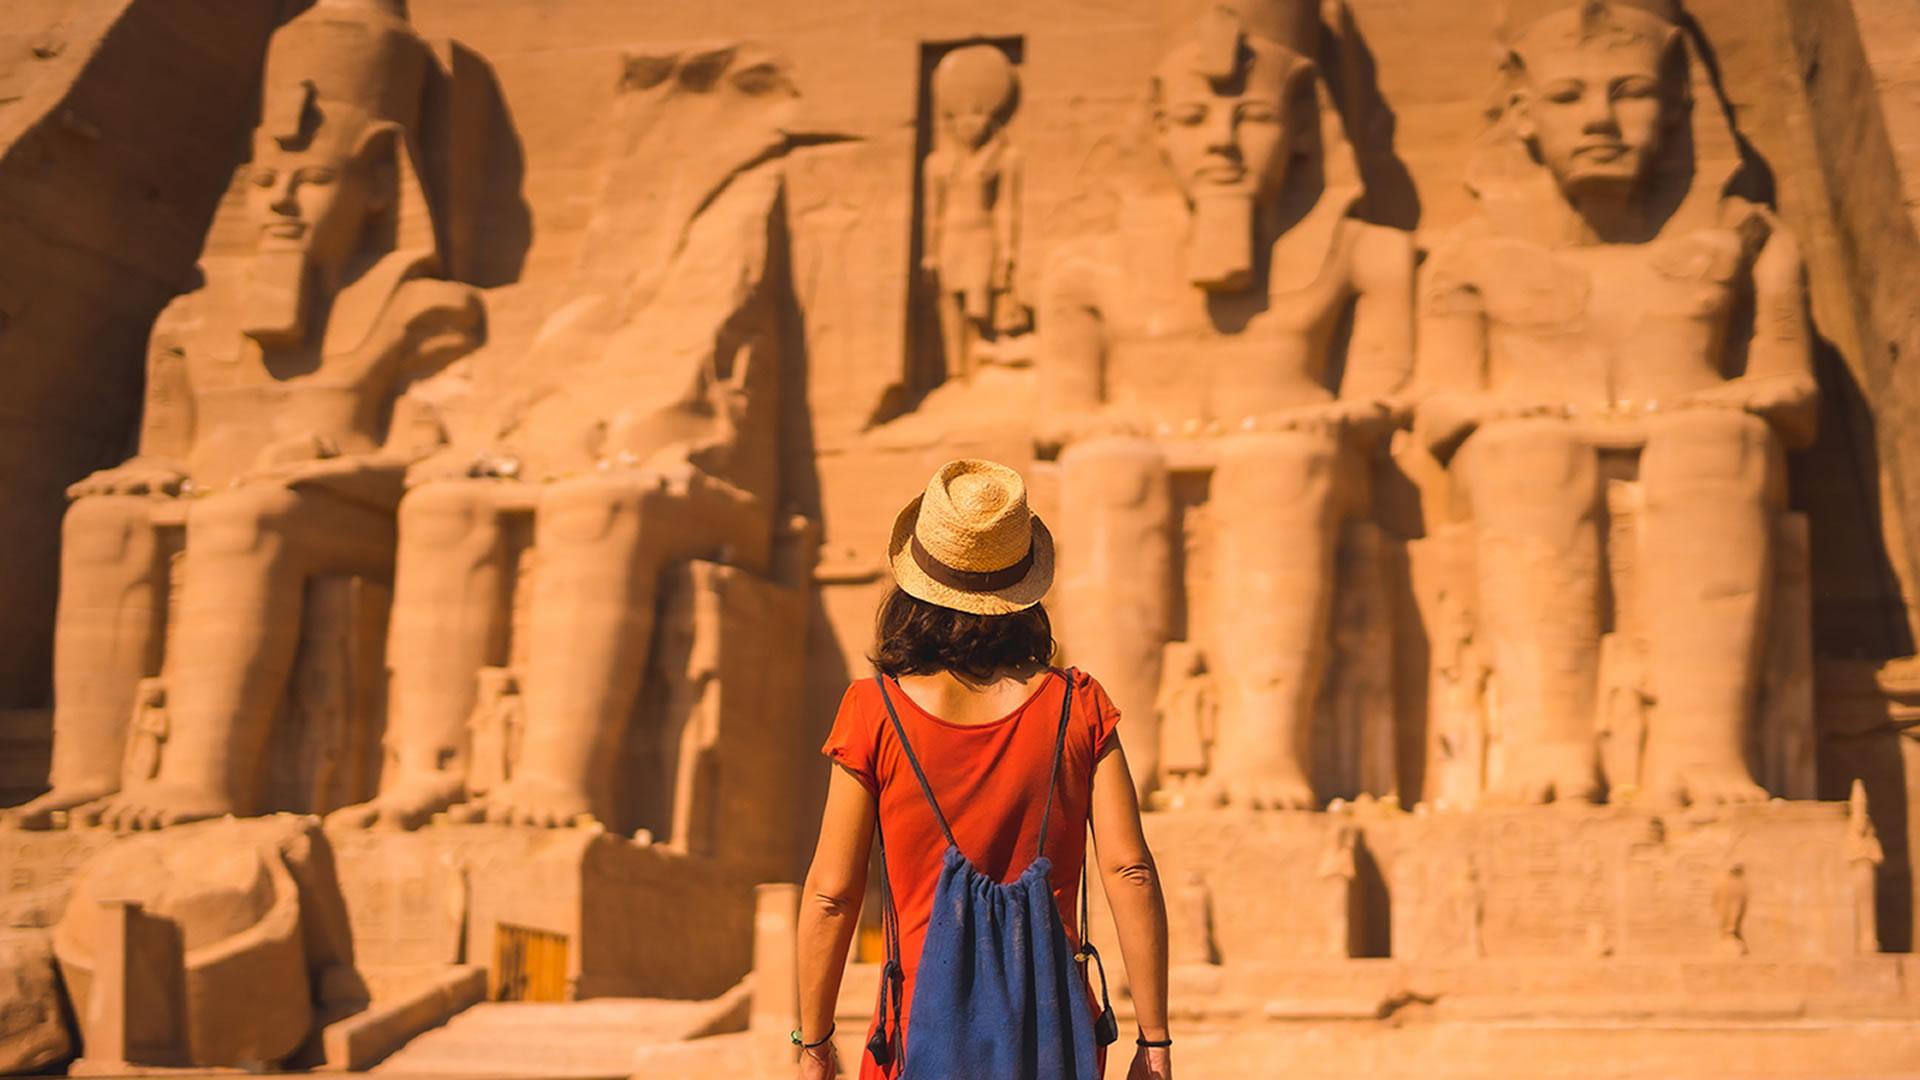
[1153,45,1298,203]
[244,116,385,274]
[942,97,995,150]
[1513,26,1678,199]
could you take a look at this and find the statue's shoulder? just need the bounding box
[1041,229,1128,304]
[1651,223,1755,287]
[1417,218,1502,297]
[1422,217,1504,267]
[1342,219,1415,283]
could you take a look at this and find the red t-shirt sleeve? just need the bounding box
[821,681,881,794]
[1071,668,1123,758]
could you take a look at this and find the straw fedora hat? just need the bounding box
[888,459,1055,615]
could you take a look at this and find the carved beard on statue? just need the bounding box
[1186,192,1258,293]
[242,248,313,350]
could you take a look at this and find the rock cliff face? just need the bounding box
[6,3,1920,1075]
[0,1,282,708]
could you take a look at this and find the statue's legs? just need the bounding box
[1637,409,1779,805]
[329,480,517,829]
[467,469,766,828]
[935,288,974,383]
[1461,418,1604,804]
[4,497,170,827]
[83,485,395,830]
[1207,429,1341,810]
[1055,436,1173,802]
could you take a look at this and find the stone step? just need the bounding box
[373,999,722,1076]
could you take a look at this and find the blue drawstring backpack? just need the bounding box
[866,670,1118,1079]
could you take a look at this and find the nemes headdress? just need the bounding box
[1471,0,1755,237]
[1160,0,1320,77]
[259,0,439,262]
[1497,0,1682,48]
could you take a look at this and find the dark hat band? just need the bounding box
[910,533,1036,593]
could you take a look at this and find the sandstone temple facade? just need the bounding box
[4,0,1920,1076]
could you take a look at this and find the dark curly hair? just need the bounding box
[869,587,1055,681]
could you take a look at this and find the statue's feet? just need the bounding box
[1213,771,1318,811]
[327,774,466,831]
[1650,762,1767,807]
[449,777,597,829]
[76,783,235,831]
[1,783,119,830]
[1485,746,1601,805]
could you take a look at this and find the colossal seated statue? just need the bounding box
[330,46,802,831]
[1041,0,1413,808]
[1414,0,1817,805]
[4,0,482,830]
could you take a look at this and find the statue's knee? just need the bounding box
[1060,436,1168,511]
[1645,410,1779,491]
[538,474,652,545]
[400,482,494,547]
[187,487,298,556]
[1215,431,1339,504]
[1464,418,1591,492]
[1470,416,1583,456]
[62,496,150,566]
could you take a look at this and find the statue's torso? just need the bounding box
[1070,200,1359,427]
[152,261,432,487]
[1465,227,1749,411]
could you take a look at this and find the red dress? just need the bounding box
[822,668,1122,1080]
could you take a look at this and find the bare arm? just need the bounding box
[1339,223,1415,405]
[921,155,946,274]
[796,766,876,1062]
[1412,234,1492,462]
[1090,736,1170,1045]
[995,148,1023,287]
[1036,253,1107,450]
[1739,223,1818,448]
[138,328,195,463]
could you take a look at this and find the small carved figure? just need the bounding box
[464,667,525,798]
[119,678,169,785]
[1319,822,1361,956]
[1465,857,1487,958]
[1713,863,1748,957]
[1847,779,1884,954]
[1172,870,1221,966]
[921,44,1025,383]
[1151,642,1218,809]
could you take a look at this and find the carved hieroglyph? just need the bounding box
[920,43,1025,384]
[330,46,804,832]
[4,0,484,830]
[1413,0,1817,805]
[1043,0,1413,807]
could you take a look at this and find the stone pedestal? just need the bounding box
[1138,810,1370,966]
[328,823,759,1003]
[1377,803,1862,962]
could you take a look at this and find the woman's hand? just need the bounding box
[796,1041,838,1080]
[1128,1044,1172,1080]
